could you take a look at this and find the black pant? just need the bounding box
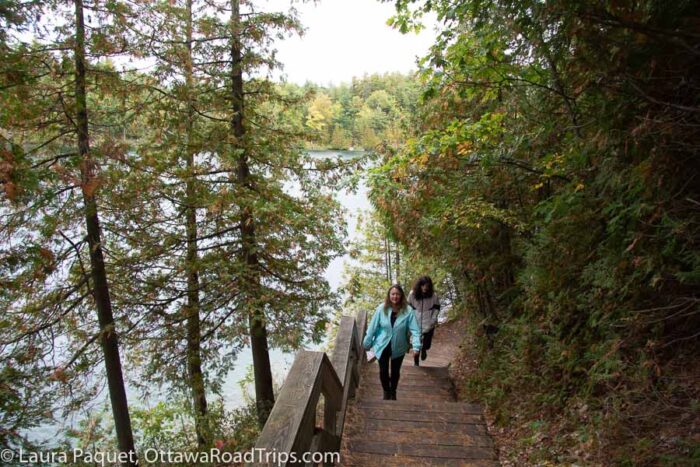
[413,328,435,365]
[378,343,405,392]
[422,327,435,350]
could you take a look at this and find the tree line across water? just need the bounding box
[2,0,699,465]
[0,0,405,459]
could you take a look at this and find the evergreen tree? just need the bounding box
[1,1,137,459]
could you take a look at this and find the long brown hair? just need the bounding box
[383,284,407,314]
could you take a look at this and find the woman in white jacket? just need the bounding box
[408,276,441,366]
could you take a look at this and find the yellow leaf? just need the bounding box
[457,142,471,155]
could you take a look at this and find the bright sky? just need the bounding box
[267,0,437,85]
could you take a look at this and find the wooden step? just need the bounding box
[341,320,498,466]
[359,418,489,436]
[359,391,455,403]
[361,384,453,394]
[367,365,449,375]
[350,428,494,447]
[354,408,482,424]
[358,396,455,405]
[370,373,450,381]
[365,374,451,381]
[365,378,452,392]
[355,400,483,414]
[345,440,497,460]
[340,452,500,466]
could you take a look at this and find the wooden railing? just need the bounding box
[249,310,368,466]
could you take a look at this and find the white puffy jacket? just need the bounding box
[408,291,440,333]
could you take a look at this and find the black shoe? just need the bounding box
[414,355,420,366]
[383,390,391,400]
[390,390,396,400]
[421,349,427,361]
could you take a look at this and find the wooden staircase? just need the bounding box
[339,322,499,466]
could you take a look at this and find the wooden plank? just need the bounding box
[349,359,359,399]
[335,360,355,437]
[361,387,454,398]
[308,428,341,467]
[364,367,450,377]
[355,400,483,414]
[359,394,455,405]
[340,452,500,466]
[346,440,496,460]
[388,365,449,374]
[366,368,451,379]
[356,409,482,424]
[362,379,452,389]
[361,372,450,382]
[320,353,343,442]
[362,372,451,381]
[361,385,453,393]
[329,316,359,440]
[363,369,451,379]
[362,373,450,381]
[330,317,355,385]
[252,351,324,465]
[346,428,494,447]
[361,385,452,394]
[360,418,489,436]
[361,382,452,391]
[356,310,367,364]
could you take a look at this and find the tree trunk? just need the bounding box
[386,237,393,284]
[496,223,515,292]
[464,269,496,318]
[394,243,400,286]
[184,0,208,448]
[230,0,275,428]
[452,274,462,303]
[74,0,136,463]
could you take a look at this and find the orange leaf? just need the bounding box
[3,181,17,201]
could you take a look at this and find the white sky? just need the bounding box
[266,0,437,85]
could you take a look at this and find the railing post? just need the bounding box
[249,312,369,466]
[330,317,358,439]
[356,310,368,365]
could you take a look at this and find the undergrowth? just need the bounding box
[453,306,700,465]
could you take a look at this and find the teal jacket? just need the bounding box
[363,303,422,359]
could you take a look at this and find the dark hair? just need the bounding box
[412,276,434,300]
[383,284,407,314]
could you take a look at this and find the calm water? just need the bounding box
[29,150,370,442]
[222,149,369,408]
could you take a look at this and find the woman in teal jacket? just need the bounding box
[363,284,422,400]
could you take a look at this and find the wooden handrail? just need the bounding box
[249,310,368,466]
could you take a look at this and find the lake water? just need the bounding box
[29,150,371,442]
[222,149,370,408]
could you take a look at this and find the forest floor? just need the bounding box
[448,317,525,466]
[448,313,700,465]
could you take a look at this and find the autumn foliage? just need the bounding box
[371,0,700,463]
